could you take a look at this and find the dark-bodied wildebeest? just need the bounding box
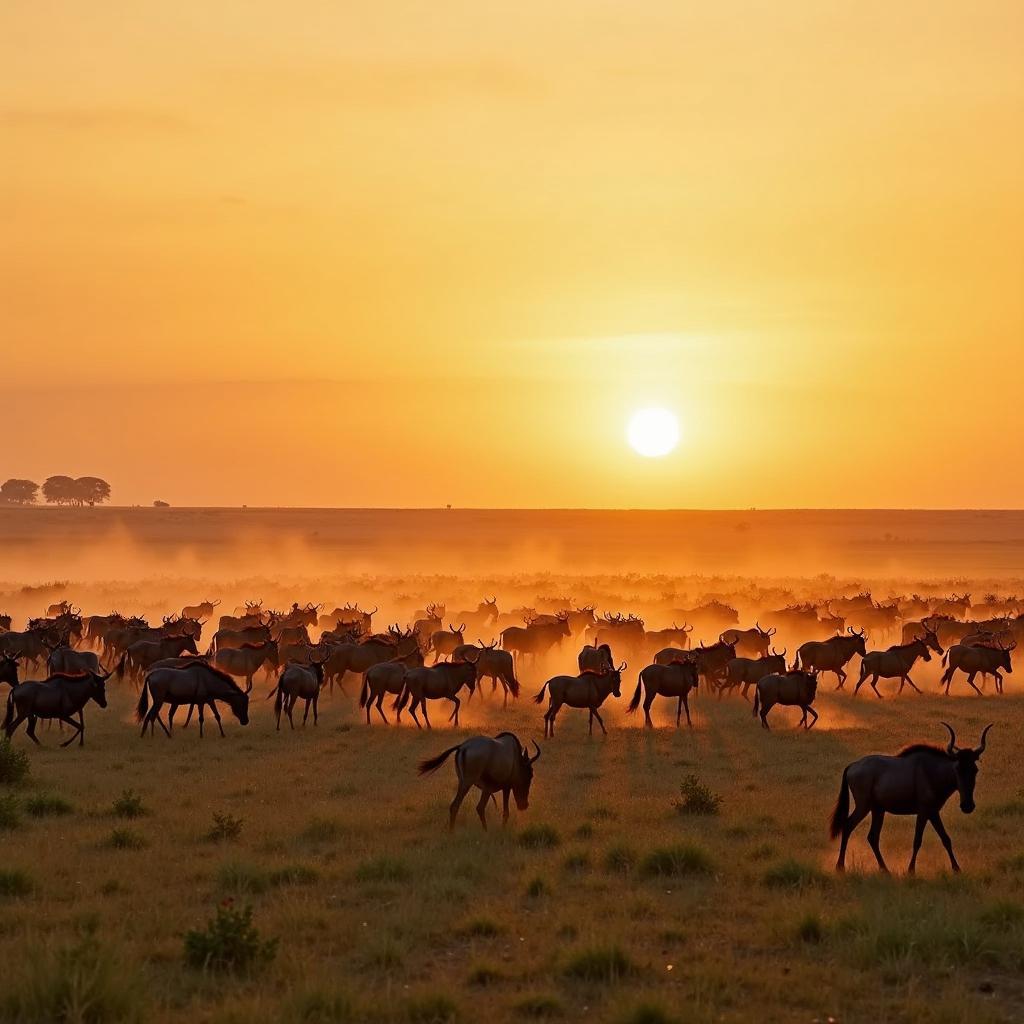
[182,599,220,621]
[720,623,776,659]
[213,640,278,692]
[577,642,613,674]
[940,642,1014,695]
[452,640,520,705]
[533,664,624,738]
[393,654,479,728]
[137,662,249,738]
[855,628,943,698]
[0,614,12,631]
[752,671,819,729]
[691,638,738,690]
[795,628,867,689]
[0,655,20,690]
[720,650,787,700]
[430,624,465,663]
[212,624,272,652]
[627,660,699,727]
[323,629,420,692]
[412,604,445,650]
[269,655,328,730]
[501,614,571,669]
[0,627,60,669]
[641,623,693,654]
[653,647,697,666]
[453,598,499,632]
[121,634,199,683]
[48,644,113,677]
[831,723,992,873]
[4,669,111,746]
[358,648,424,724]
[418,731,540,830]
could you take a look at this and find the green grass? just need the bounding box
[104,828,147,850]
[638,844,714,878]
[0,794,21,830]
[24,793,73,817]
[354,856,409,884]
[519,824,560,849]
[111,789,147,819]
[762,859,827,890]
[0,740,30,786]
[563,945,636,983]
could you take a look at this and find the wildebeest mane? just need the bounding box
[897,743,947,758]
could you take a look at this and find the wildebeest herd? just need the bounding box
[0,590,1010,869]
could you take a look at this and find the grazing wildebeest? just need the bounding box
[137,662,250,738]
[0,655,20,689]
[213,640,278,692]
[533,664,624,738]
[270,655,328,730]
[627,660,700,727]
[752,671,819,729]
[830,723,992,873]
[4,669,111,746]
[417,731,540,830]
[430,624,466,663]
[577,642,613,674]
[940,642,1014,695]
[720,650,787,700]
[359,648,424,724]
[795,628,867,689]
[720,623,776,659]
[855,629,942,697]
[182,599,220,621]
[393,654,479,728]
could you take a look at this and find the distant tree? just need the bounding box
[153,499,170,508]
[0,479,39,505]
[75,476,111,506]
[42,475,79,505]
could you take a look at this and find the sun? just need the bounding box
[626,407,680,457]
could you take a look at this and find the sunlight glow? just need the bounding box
[627,408,680,458]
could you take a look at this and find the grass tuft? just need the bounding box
[604,845,638,875]
[0,869,33,899]
[519,824,560,849]
[672,774,722,816]
[355,856,409,884]
[24,793,73,817]
[514,995,564,1018]
[0,739,30,786]
[207,811,244,842]
[763,859,826,890]
[563,945,636,983]
[183,900,277,973]
[405,993,459,1022]
[111,789,147,819]
[0,794,21,830]
[104,828,147,850]
[639,844,714,878]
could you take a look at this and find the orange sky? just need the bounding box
[3,2,1023,507]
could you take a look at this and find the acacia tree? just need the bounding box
[75,477,112,506]
[42,475,79,505]
[0,479,39,505]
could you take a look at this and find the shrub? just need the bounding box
[562,852,590,874]
[519,824,560,850]
[355,857,409,884]
[604,845,638,875]
[267,864,320,887]
[25,793,73,817]
[467,963,505,986]
[515,995,564,1018]
[217,862,268,895]
[563,945,636,983]
[0,740,30,786]
[525,876,549,898]
[795,912,826,944]
[405,993,459,1022]
[111,789,147,819]
[104,828,147,851]
[456,917,502,938]
[672,775,722,816]
[763,860,826,890]
[183,899,277,973]
[0,794,21,830]
[302,816,343,843]
[207,811,244,842]
[0,869,33,898]
[639,845,714,878]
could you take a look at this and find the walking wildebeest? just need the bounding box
[501,614,571,669]
[393,654,479,728]
[430,624,465,662]
[627,660,699,727]
[720,622,776,659]
[0,655,20,690]
[182,599,220,621]
[270,655,328,730]
[137,662,250,738]
[453,640,520,706]
[940,641,1014,695]
[855,628,943,697]
[417,731,540,830]
[358,648,424,724]
[720,650,787,700]
[213,640,278,692]
[120,634,199,683]
[533,664,624,738]
[830,723,992,873]
[4,669,111,746]
[752,671,819,729]
[577,642,614,674]
[795,628,867,689]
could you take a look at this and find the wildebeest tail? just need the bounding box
[2,690,15,734]
[941,649,949,667]
[792,650,801,671]
[626,676,643,714]
[829,767,850,839]
[135,680,150,723]
[532,682,548,705]
[116,653,129,681]
[417,744,461,776]
[358,674,370,708]
[273,687,284,717]
[393,683,411,712]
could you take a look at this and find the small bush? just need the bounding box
[183,899,277,973]
[574,823,594,840]
[0,740,30,786]
[217,861,268,895]
[268,864,320,887]
[405,993,459,1022]
[562,852,590,874]
[515,995,564,1018]
[795,912,826,944]
[207,811,244,842]
[525,876,549,898]
[639,845,714,878]
[604,845,638,875]
[0,794,21,830]
[355,857,409,884]
[672,775,722,816]
[111,789,147,819]
[24,793,73,818]
[105,828,147,851]
[467,963,505,986]
[763,859,826,890]
[0,869,33,898]
[519,825,560,850]
[563,945,636,983]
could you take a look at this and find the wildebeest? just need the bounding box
[533,664,624,738]
[393,654,479,728]
[940,641,1014,695]
[0,627,60,668]
[501,613,571,668]
[795,628,867,689]
[0,655,20,689]
[323,629,421,691]
[453,640,520,705]
[720,650,787,700]
[830,723,992,873]
[121,634,199,683]
[182,599,220,621]
[47,644,112,677]
[691,638,738,689]
[213,640,278,692]
[627,660,699,727]
[577,642,613,674]
[430,623,465,662]
[4,669,111,746]
[212,623,273,652]
[720,622,776,659]
[855,629,942,697]
[752,671,818,729]
[270,655,328,729]
[417,731,540,829]
[358,648,424,724]
[137,661,250,738]
[412,604,445,649]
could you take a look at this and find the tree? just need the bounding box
[0,479,39,505]
[42,475,79,505]
[75,477,111,506]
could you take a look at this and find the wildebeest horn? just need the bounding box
[529,741,541,764]
[940,721,958,755]
[975,723,993,756]
[617,661,627,671]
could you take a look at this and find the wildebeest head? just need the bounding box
[913,627,942,660]
[228,690,250,725]
[609,662,626,698]
[942,722,992,814]
[996,641,1016,674]
[0,655,19,687]
[846,627,868,657]
[89,668,113,708]
[512,740,542,810]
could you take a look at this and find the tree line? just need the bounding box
[0,476,112,507]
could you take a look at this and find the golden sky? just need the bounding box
[3,1,1023,507]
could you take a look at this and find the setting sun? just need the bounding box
[627,408,680,458]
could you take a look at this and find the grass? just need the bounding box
[563,945,636,983]
[24,793,73,817]
[0,870,33,898]
[514,996,564,1018]
[0,794,21,830]
[762,859,827,890]
[104,828,147,850]
[354,856,409,884]
[0,739,30,786]
[111,789,147,819]
[671,774,723,816]
[638,844,714,878]
[519,824,560,849]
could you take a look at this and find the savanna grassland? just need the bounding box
[3,508,1024,1024]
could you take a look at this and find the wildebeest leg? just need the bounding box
[682,693,692,727]
[375,693,389,725]
[760,702,771,729]
[994,670,1003,695]
[183,704,195,727]
[803,704,818,729]
[448,780,471,829]
[869,676,883,699]
[58,714,83,748]
[836,800,870,871]
[197,702,205,738]
[421,701,432,729]
[167,705,177,733]
[928,811,960,872]
[867,808,889,872]
[150,705,171,738]
[591,707,607,736]
[312,694,319,725]
[475,788,492,829]
[448,695,460,725]
[941,668,955,695]
[245,674,253,694]
[409,700,422,729]
[17,714,38,744]
[286,696,296,729]
[501,789,511,824]
[965,671,983,696]
[835,666,847,690]
[907,813,928,873]
[206,701,225,737]
[902,674,921,694]
[643,692,655,728]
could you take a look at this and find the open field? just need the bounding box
[3,509,1024,1023]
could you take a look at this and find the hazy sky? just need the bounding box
[4,2,1023,507]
